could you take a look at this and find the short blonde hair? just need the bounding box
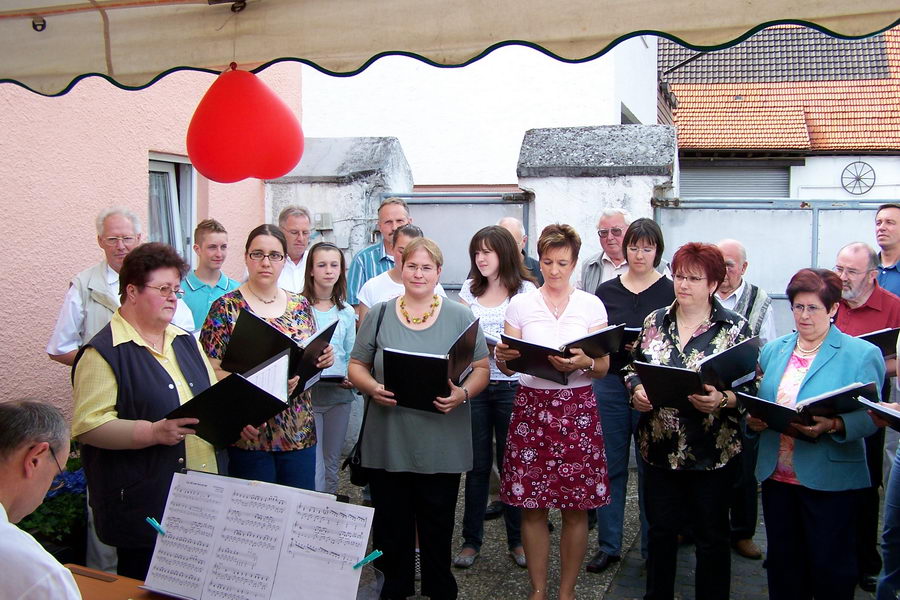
[402,237,443,268]
[537,223,581,260]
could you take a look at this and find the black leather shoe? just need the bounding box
[585,550,620,574]
[859,574,878,592]
[484,500,503,521]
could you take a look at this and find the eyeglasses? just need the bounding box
[791,303,825,315]
[248,251,286,262]
[285,230,310,238]
[673,274,707,284]
[598,228,624,238]
[627,246,656,255]
[144,284,185,299]
[404,263,436,274]
[833,265,874,277]
[101,235,138,247]
[48,445,66,492]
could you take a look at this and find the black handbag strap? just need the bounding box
[358,301,388,440]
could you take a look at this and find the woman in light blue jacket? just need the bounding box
[748,268,884,600]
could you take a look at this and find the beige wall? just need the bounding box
[0,63,301,416]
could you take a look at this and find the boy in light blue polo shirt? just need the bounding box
[181,219,240,331]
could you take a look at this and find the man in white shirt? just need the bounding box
[0,400,82,600]
[277,205,313,293]
[578,209,632,293]
[47,207,196,364]
[715,238,776,562]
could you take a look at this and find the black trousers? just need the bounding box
[857,396,887,578]
[730,422,760,541]
[368,469,461,600]
[117,546,153,580]
[643,459,736,600]
[761,479,858,600]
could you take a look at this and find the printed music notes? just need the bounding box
[143,471,374,600]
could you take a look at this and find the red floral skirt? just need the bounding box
[501,384,610,510]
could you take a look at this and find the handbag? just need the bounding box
[342,302,387,487]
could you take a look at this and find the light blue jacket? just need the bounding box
[755,325,884,491]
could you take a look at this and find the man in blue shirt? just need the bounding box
[347,197,412,307]
[878,204,900,297]
[181,218,240,331]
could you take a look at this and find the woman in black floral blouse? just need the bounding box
[623,242,756,600]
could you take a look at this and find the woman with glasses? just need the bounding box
[302,241,357,495]
[349,237,489,600]
[587,218,674,573]
[747,268,884,600]
[72,242,224,579]
[624,242,756,600]
[200,224,333,490]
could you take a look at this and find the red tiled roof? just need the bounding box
[669,27,900,152]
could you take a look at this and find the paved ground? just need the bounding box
[339,469,878,599]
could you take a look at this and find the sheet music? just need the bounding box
[244,354,289,402]
[144,471,374,600]
[270,494,372,599]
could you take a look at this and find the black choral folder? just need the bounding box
[383,319,481,413]
[738,381,879,443]
[632,336,760,410]
[858,327,900,359]
[858,397,900,432]
[500,323,625,385]
[220,308,338,392]
[166,351,290,448]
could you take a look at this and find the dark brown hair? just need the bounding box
[118,242,188,302]
[245,224,288,255]
[302,242,348,310]
[786,268,842,310]
[671,242,726,294]
[623,218,665,268]
[467,226,535,298]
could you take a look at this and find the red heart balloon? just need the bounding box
[187,68,304,183]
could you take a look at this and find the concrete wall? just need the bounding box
[791,155,900,199]
[0,63,301,416]
[300,41,658,184]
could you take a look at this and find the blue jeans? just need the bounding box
[593,375,647,557]
[227,445,316,490]
[879,446,900,599]
[460,381,522,551]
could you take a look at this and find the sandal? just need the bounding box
[509,548,527,568]
[452,549,480,569]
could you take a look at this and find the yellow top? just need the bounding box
[72,311,217,473]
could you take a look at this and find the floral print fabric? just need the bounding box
[771,351,814,485]
[200,289,317,452]
[624,300,756,471]
[501,385,611,510]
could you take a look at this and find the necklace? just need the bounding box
[541,288,573,318]
[247,283,277,304]
[677,309,710,332]
[400,295,440,324]
[795,338,824,355]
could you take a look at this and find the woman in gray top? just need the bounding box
[349,237,490,600]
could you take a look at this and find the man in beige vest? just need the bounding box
[47,207,194,365]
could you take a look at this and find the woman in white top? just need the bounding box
[356,225,446,324]
[453,226,537,570]
[495,224,611,600]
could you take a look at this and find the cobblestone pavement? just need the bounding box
[339,470,879,600]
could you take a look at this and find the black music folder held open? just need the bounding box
[858,327,900,359]
[501,324,626,385]
[166,351,290,448]
[383,319,481,413]
[632,336,760,410]
[220,308,338,392]
[738,381,879,443]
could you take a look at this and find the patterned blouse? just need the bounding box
[623,299,756,471]
[200,289,317,452]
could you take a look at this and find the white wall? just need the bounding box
[301,42,658,185]
[520,175,665,282]
[792,155,900,199]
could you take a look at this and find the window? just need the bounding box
[149,157,195,262]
